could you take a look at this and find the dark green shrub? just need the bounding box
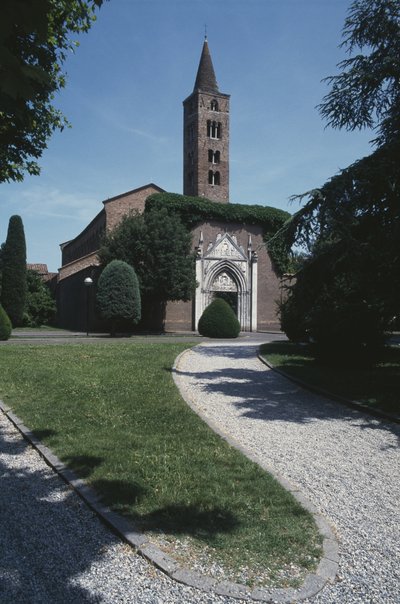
[23,270,56,327]
[96,260,141,336]
[198,298,240,338]
[0,304,12,340]
[1,215,27,326]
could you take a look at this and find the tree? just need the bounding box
[99,206,196,327]
[281,0,400,361]
[318,0,400,147]
[23,269,56,326]
[1,215,27,326]
[0,304,12,340]
[0,0,104,183]
[96,260,141,336]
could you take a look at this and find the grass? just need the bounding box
[0,342,321,588]
[260,341,400,417]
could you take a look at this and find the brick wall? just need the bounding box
[104,184,164,233]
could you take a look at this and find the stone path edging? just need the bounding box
[258,355,400,425]
[0,343,339,603]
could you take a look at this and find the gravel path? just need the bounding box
[174,341,400,604]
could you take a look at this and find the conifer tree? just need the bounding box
[1,215,27,326]
[0,303,12,340]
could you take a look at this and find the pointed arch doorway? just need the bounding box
[194,232,258,332]
[210,269,238,316]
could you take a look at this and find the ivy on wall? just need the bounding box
[145,193,292,276]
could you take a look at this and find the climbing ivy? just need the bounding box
[145,193,292,276]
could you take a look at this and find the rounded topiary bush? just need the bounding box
[0,304,12,340]
[198,298,240,338]
[97,260,141,336]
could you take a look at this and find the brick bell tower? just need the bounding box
[183,37,230,203]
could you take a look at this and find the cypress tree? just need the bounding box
[1,215,27,326]
[0,304,12,340]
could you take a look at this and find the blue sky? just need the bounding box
[0,0,374,272]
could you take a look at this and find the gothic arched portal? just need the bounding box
[194,232,258,332]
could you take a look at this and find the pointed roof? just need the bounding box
[193,37,219,93]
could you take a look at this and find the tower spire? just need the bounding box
[183,37,230,203]
[193,37,219,93]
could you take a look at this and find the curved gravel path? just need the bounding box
[174,340,400,604]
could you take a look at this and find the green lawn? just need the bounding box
[0,342,321,588]
[260,341,400,417]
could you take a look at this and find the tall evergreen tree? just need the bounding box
[280,0,400,361]
[1,215,27,326]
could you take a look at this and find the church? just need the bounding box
[57,38,288,332]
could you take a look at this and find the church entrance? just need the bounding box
[210,270,239,317]
[213,291,238,316]
[194,232,258,332]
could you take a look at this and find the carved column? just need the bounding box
[251,251,258,331]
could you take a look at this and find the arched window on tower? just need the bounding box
[208,149,221,164]
[207,120,221,139]
[208,171,220,186]
[210,99,219,111]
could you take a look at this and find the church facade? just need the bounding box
[57,39,283,332]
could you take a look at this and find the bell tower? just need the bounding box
[183,37,230,203]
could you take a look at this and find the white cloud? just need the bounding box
[2,186,100,223]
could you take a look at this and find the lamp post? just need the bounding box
[84,277,93,336]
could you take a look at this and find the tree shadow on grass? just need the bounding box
[90,479,240,542]
[31,428,58,441]
[62,454,105,478]
[91,478,147,508]
[134,504,239,541]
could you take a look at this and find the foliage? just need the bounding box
[0,0,104,183]
[146,193,292,276]
[96,260,141,335]
[260,341,400,416]
[1,215,27,326]
[280,0,400,362]
[318,0,400,147]
[23,270,56,326]
[99,206,196,303]
[0,303,12,340]
[198,298,240,338]
[0,342,321,584]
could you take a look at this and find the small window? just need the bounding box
[208,150,220,164]
[208,170,220,186]
[207,120,221,139]
[210,99,219,111]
